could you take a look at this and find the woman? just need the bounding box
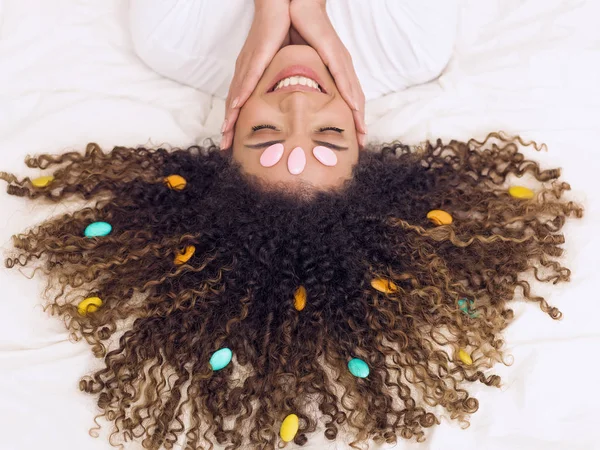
[0,1,583,450]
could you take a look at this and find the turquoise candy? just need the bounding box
[209,347,233,371]
[84,221,112,238]
[348,358,370,378]
[458,298,478,318]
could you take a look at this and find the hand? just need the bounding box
[220,1,291,150]
[289,0,367,147]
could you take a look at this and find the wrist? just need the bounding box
[290,0,328,22]
[254,0,290,14]
[291,0,326,13]
[290,0,331,34]
[291,0,326,5]
[254,0,290,24]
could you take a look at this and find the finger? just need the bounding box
[348,84,366,135]
[349,85,366,133]
[223,64,267,132]
[220,130,233,150]
[350,75,367,134]
[353,108,367,136]
[223,59,251,127]
[331,66,364,127]
[222,83,242,134]
[333,78,365,135]
[357,132,367,149]
[222,106,241,136]
[347,70,365,115]
[224,70,242,111]
[327,63,355,106]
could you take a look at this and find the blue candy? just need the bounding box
[458,298,478,318]
[348,358,370,378]
[84,221,112,238]
[209,347,233,371]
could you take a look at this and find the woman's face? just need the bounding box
[232,45,360,191]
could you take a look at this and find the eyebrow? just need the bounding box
[244,140,349,151]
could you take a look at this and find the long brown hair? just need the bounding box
[1,132,583,449]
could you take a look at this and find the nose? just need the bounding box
[278,91,318,149]
[278,91,314,126]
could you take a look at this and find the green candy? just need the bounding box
[209,347,233,371]
[458,298,478,318]
[84,221,112,238]
[348,358,370,378]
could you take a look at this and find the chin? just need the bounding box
[273,44,324,68]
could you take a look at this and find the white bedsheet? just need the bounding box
[1,1,599,449]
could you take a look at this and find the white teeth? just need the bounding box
[273,76,322,92]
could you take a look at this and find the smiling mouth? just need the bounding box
[266,65,328,94]
[268,76,323,94]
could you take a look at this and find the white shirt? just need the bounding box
[128,0,458,101]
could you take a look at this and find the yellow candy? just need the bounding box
[294,286,307,311]
[458,349,473,365]
[174,245,196,265]
[31,176,54,188]
[77,296,103,316]
[164,174,187,191]
[371,278,398,294]
[426,209,453,226]
[508,186,534,199]
[279,414,299,443]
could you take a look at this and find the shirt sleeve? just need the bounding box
[326,0,459,99]
[128,0,254,98]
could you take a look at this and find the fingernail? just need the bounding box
[231,97,239,109]
[221,120,228,134]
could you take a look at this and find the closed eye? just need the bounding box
[252,124,278,132]
[245,140,348,151]
[245,125,349,150]
[252,125,344,133]
[318,127,344,133]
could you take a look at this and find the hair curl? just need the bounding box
[1,132,583,449]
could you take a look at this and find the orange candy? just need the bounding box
[294,286,307,311]
[174,245,196,265]
[371,278,398,294]
[426,209,453,226]
[164,174,187,191]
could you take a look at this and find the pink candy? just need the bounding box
[288,147,306,174]
[259,144,338,174]
[312,146,337,166]
[259,143,284,167]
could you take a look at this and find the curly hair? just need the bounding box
[1,132,583,449]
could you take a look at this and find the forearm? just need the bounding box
[254,0,290,17]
